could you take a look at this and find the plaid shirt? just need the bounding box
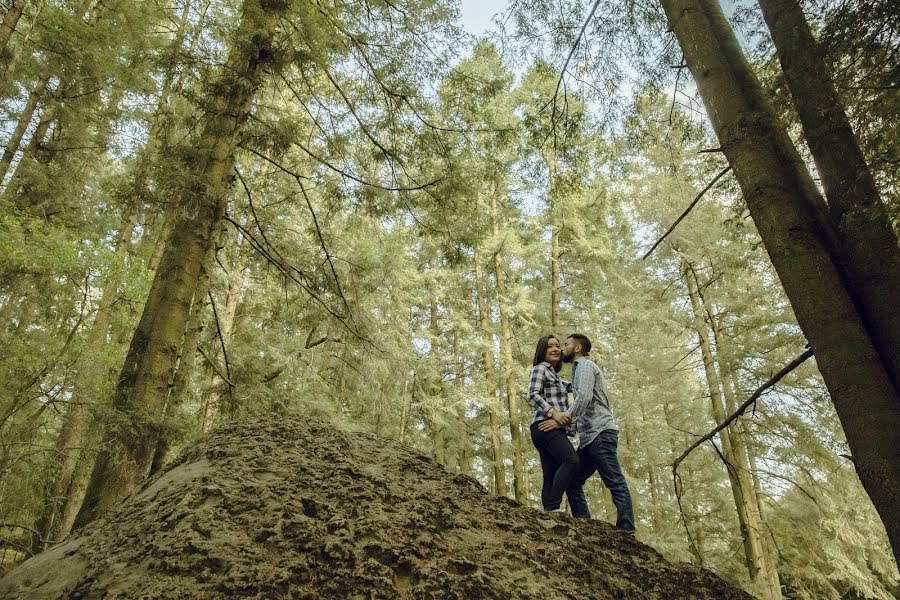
[527,362,575,435]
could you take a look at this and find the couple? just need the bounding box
[526,333,635,535]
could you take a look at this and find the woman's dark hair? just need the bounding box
[532,334,562,372]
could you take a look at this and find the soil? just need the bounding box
[0,416,754,599]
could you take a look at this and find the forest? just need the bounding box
[0,0,897,598]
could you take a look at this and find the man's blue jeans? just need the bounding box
[569,429,635,533]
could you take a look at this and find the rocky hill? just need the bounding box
[0,416,754,599]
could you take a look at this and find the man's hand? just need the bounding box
[538,418,562,432]
[552,410,572,426]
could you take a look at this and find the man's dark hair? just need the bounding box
[533,334,562,372]
[567,333,592,355]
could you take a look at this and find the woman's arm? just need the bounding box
[526,365,553,416]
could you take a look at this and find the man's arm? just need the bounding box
[567,361,595,420]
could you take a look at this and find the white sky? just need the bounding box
[458,0,509,36]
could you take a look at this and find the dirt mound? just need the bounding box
[0,416,753,599]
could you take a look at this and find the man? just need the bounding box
[539,333,635,534]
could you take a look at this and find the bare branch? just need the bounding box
[641,166,732,260]
[671,347,815,472]
[198,344,234,388]
[207,290,234,396]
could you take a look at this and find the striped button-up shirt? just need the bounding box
[527,361,574,435]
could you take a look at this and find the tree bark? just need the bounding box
[548,156,561,329]
[474,243,507,497]
[0,77,45,184]
[491,189,527,504]
[0,0,26,61]
[688,268,781,599]
[658,0,900,565]
[151,255,210,473]
[757,0,900,392]
[74,0,286,528]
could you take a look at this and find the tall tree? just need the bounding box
[75,0,288,527]
[757,0,900,391]
[657,0,900,564]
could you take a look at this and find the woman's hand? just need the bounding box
[551,410,572,426]
[538,419,562,432]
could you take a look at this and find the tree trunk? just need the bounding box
[684,263,782,600]
[31,201,139,551]
[659,0,900,565]
[757,0,900,392]
[0,78,45,184]
[428,296,447,467]
[0,0,26,61]
[491,189,527,504]
[548,156,561,329]
[151,256,210,473]
[474,242,507,497]
[74,0,286,529]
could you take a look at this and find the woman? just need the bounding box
[526,335,589,517]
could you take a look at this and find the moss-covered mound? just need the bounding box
[0,416,753,599]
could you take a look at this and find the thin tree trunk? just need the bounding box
[428,296,447,467]
[474,242,507,497]
[5,97,58,209]
[685,263,781,600]
[757,0,900,391]
[0,77,45,184]
[703,288,781,597]
[491,188,527,504]
[398,369,411,444]
[548,155,561,329]
[32,200,139,551]
[659,0,900,565]
[74,0,286,529]
[0,0,26,61]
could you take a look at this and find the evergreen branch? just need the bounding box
[671,347,815,473]
[542,0,601,143]
[261,366,286,383]
[290,136,441,192]
[641,166,732,260]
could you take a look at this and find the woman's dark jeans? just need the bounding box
[530,421,589,516]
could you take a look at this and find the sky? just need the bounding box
[458,0,508,37]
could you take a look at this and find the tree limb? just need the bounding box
[671,347,815,472]
[207,290,233,395]
[642,166,732,260]
[197,344,234,388]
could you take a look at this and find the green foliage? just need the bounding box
[0,1,895,595]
